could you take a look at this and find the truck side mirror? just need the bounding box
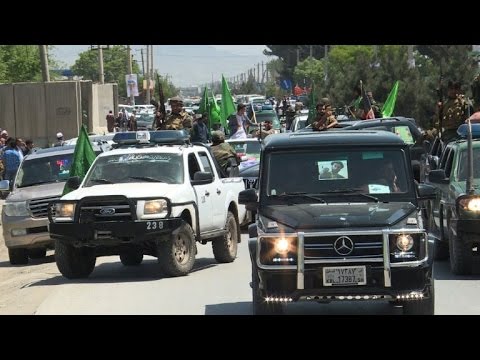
[417,183,437,200]
[239,188,258,211]
[0,179,9,191]
[428,169,448,184]
[192,171,213,185]
[429,155,439,170]
[66,176,81,190]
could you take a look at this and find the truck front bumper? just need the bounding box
[49,218,183,246]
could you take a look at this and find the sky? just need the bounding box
[52,45,272,87]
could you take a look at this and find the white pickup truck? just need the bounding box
[48,131,246,279]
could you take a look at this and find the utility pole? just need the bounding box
[98,46,105,84]
[297,47,300,65]
[324,45,328,83]
[310,45,313,58]
[407,45,415,69]
[261,62,265,83]
[39,45,50,82]
[146,45,151,104]
[140,48,145,76]
[150,44,154,93]
[257,63,260,83]
[127,45,135,106]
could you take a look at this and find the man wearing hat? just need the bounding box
[211,131,239,172]
[163,96,193,131]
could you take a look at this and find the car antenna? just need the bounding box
[466,97,475,195]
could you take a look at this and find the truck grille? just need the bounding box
[79,199,133,223]
[304,234,383,261]
[28,196,61,218]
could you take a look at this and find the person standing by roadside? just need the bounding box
[24,139,35,155]
[106,110,115,133]
[2,138,22,189]
[54,132,65,147]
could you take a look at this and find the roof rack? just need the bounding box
[112,130,190,146]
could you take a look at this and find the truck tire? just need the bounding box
[28,248,47,259]
[252,263,284,315]
[403,281,434,315]
[8,248,28,265]
[120,250,143,266]
[212,211,238,263]
[449,230,472,275]
[158,222,195,277]
[55,239,96,279]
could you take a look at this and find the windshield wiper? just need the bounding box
[17,180,57,188]
[275,192,326,203]
[318,188,379,203]
[89,178,113,184]
[129,176,164,182]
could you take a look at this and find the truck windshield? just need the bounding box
[16,153,75,188]
[265,148,410,201]
[84,153,184,186]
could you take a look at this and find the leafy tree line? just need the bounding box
[265,45,479,128]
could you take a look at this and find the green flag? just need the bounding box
[307,82,316,125]
[208,90,221,129]
[63,125,96,195]
[220,75,236,135]
[198,86,209,115]
[381,81,399,118]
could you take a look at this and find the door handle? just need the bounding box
[205,190,210,196]
[216,189,221,195]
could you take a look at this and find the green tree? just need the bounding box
[71,46,141,96]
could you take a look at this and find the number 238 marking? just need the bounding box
[146,221,164,230]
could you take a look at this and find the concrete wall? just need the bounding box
[45,81,82,146]
[92,83,115,134]
[14,83,47,146]
[0,84,15,135]
[0,81,115,147]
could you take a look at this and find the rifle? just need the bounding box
[155,73,167,129]
[436,65,444,138]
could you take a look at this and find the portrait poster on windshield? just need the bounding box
[126,74,139,97]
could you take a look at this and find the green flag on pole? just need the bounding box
[62,125,96,195]
[220,75,236,135]
[209,90,221,130]
[198,86,209,115]
[381,81,399,118]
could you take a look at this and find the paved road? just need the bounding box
[1,216,480,314]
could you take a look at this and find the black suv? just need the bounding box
[239,130,436,315]
[426,124,480,274]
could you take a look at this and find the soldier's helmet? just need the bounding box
[170,96,184,105]
[211,131,225,143]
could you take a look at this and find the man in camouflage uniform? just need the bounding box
[435,81,471,142]
[211,131,239,171]
[162,96,193,130]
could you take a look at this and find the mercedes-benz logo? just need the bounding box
[333,236,354,256]
[99,207,115,215]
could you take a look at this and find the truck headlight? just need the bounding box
[259,235,297,265]
[396,234,414,251]
[54,203,76,221]
[3,201,29,217]
[137,199,168,219]
[274,238,292,254]
[459,197,480,212]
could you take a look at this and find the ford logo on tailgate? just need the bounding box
[99,207,115,215]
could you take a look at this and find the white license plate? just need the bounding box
[323,266,366,286]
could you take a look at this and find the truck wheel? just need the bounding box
[120,250,143,266]
[403,281,434,315]
[8,248,28,265]
[449,230,472,275]
[158,222,195,277]
[55,239,96,279]
[212,211,238,263]
[28,248,47,259]
[252,263,284,315]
